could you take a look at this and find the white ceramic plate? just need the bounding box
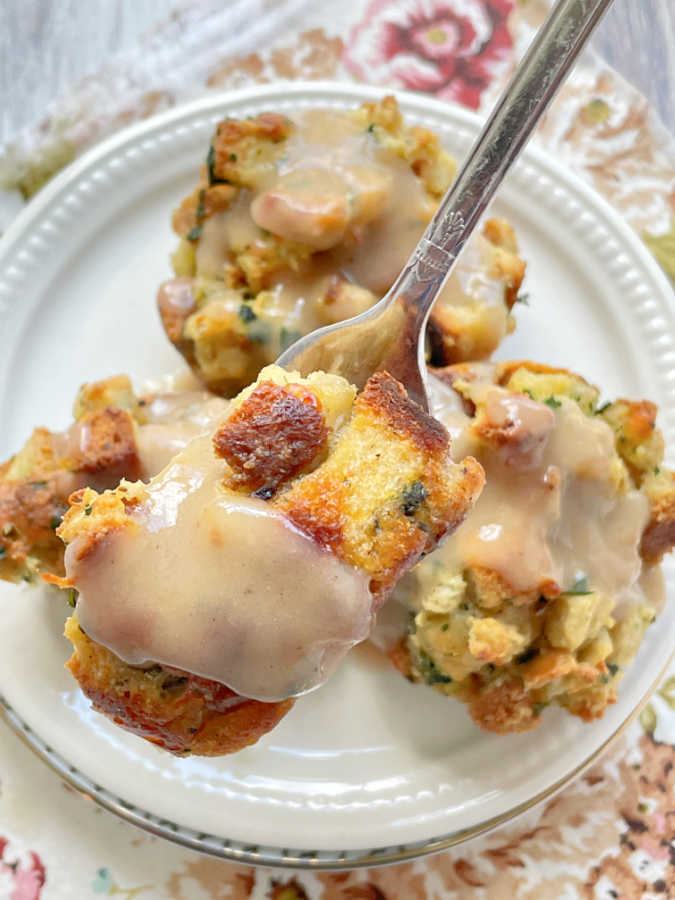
[0,83,674,868]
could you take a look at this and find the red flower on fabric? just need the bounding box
[0,838,46,900]
[344,0,515,110]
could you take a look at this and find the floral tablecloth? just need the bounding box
[1,1,674,897]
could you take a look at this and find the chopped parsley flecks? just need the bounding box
[238,304,257,324]
[401,480,428,516]
[195,188,205,221]
[186,225,202,241]
[544,396,561,410]
[417,650,452,686]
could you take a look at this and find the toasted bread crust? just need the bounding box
[73,408,140,483]
[213,381,328,494]
[276,371,484,604]
[64,614,292,756]
[0,399,143,582]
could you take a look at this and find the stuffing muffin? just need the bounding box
[56,365,484,755]
[386,361,675,734]
[159,96,526,394]
[0,375,228,584]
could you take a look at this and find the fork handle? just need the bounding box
[390,0,614,336]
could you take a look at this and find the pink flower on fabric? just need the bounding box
[0,839,46,900]
[344,0,515,109]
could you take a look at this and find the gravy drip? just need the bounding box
[194,109,506,337]
[416,375,650,605]
[67,435,373,701]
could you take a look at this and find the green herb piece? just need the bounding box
[206,144,217,184]
[563,576,591,596]
[22,573,33,583]
[84,505,93,517]
[186,224,202,241]
[544,396,561,409]
[31,480,47,490]
[654,466,661,475]
[401,481,428,516]
[280,326,302,352]
[441,623,449,632]
[417,650,452,685]
[49,515,62,530]
[248,320,273,344]
[515,292,530,305]
[195,188,205,221]
[607,663,620,677]
[533,701,549,717]
[67,588,78,608]
[366,123,375,133]
[522,389,535,400]
[229,152,237,161]
[238,304,257,324]
[595,401,611,415]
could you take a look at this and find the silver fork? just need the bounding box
[277,0,614,410]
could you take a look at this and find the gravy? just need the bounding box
[191,109,508,350]
[66,435,373,701]
[394,374,649,606]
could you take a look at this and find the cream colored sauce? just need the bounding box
[194,109,506,341]
[135,390,229,477]
[414,375,650,600]
[67,435,373,701]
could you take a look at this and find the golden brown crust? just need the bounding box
[600,398,664,485]
[73,408,140,484]
[640,469,675,562]
[276,371,484,604]
[156,278,198,359]
[1,397,143,582]
[64,614,292,756]
[482,218,526,309]
[358,371,449,455]
[210,113,291,188]
[213,381,328,495]
[494,359,596,387]
[467,677,541,735]
[0,474,75,581]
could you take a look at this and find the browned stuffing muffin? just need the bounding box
[0,375,228,584]
[387,360,675,734]
[159,96,526,394]
[56,365,484,755]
